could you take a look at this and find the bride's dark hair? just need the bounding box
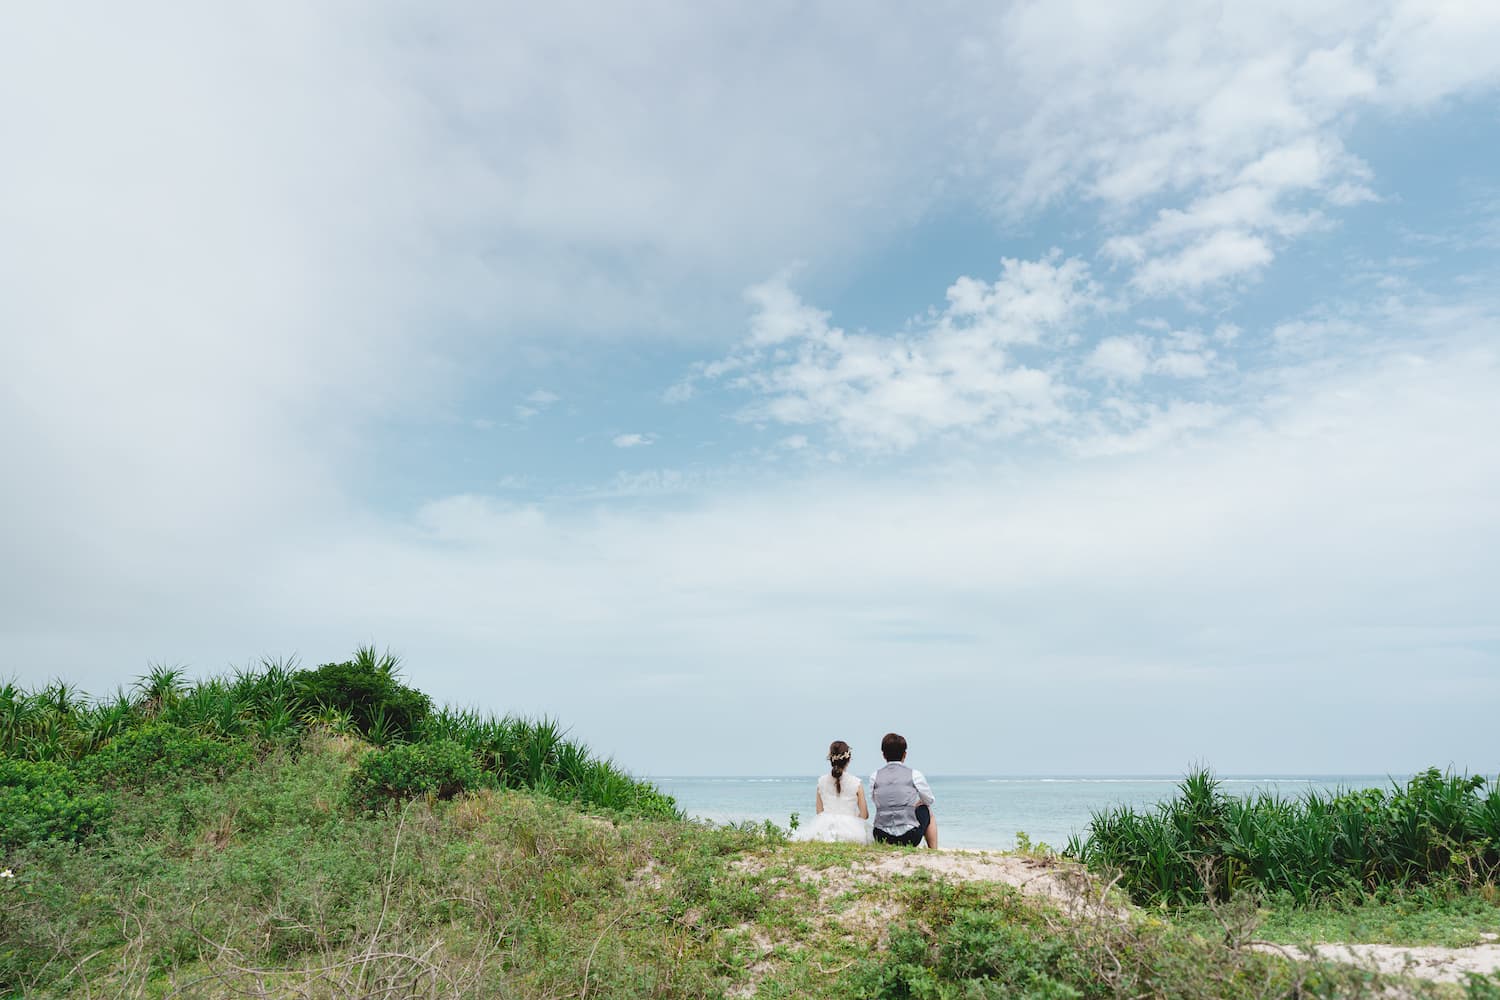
[827,740,852,794]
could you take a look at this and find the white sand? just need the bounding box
[1254,941,1500,985]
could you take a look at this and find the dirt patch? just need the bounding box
[724,925,780,998]
[750,845,1128,923]
[628,858,664,891]
[858,850,1090,906]
[764,847,1125,920]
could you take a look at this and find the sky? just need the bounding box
[3,2,1498,778]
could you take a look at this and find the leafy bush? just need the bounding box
[293,648,430,743]
[850,882,1335,1000]
[74,722,252,791]
[6,647,678,828]
[419,707,681,819]
[346,739,482,812]
[0,756,112,850]
[862,911,1084,999]
[1069,767,1500,907]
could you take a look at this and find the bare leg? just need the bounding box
[924,814,939,849]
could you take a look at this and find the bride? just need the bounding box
[796,740,870,843]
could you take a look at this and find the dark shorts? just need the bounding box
[873,804,930,846]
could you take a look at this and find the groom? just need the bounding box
[869,732,938,848]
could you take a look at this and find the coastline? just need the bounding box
[655,773,1402,852]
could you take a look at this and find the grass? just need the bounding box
[4,736,1496,997]
[6,655,1500,997]
[1,735,740,997]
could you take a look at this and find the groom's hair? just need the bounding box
[881,733,907,762]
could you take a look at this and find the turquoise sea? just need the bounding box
[652,775,1399,851]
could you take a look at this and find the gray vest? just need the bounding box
[871,762,919,832]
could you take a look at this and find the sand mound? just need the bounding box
[771,846,1124,920]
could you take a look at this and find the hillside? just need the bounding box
[3,652,1500,998]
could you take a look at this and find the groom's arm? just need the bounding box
[911,768,935,806]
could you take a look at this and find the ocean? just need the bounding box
[651,775,1399,851]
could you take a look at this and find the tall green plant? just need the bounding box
[1070,766,1500,907]
[293,647,430,742]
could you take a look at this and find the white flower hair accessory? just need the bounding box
[827,749,852,763]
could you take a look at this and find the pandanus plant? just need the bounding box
[1069,766,1500,907]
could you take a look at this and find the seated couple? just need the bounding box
[797,733,938,847]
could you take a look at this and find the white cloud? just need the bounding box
[1154,350,1212,379]
[1086,337,1151,382]
[1293,41,1379,110]
[1374,1,1500,105]
[1104,135,1357,294]
[3,1,1500,779]
[1072,399,1229,456]
[1271,316,1368,350]
[246,337,1499,774]
[969,2,1500,296]
[1132,230,1276,294]
[515,389,560,421]
[1084,329,1221,383]
[703,255,1097,451]
[612,433,656,448]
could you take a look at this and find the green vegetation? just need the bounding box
[850,880,1392,1000]
[1068,768,1500,907]
[346,738,483,811]
[293,649,432,743]
[0,746,1419,999]
[75,722,253,791]
[0,647,677,821]
[0,757,111,851]
[4,659,1498,997]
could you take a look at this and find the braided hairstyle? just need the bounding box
[827,740,852,795]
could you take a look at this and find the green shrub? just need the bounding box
[1070,767,1500,907]
[293,648,430,743]
[859,908,1087,999]
[419,707,682,820]
[0,756,112,850]
[74,722,252,791]
[346,739,482,812]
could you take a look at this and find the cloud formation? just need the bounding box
[692,256,1098,450]
[278,330,1500,773]
[2,1,1498,777]
[985,2,1499,294]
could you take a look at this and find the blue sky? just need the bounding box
[3,2,1498,776]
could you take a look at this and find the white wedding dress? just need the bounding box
[797,773,871,843]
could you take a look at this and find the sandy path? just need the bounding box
[778,847,1123,920]
[854,849,1093,905]
[1254,940,1500,985]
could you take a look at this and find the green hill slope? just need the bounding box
[4,649,1497,998]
